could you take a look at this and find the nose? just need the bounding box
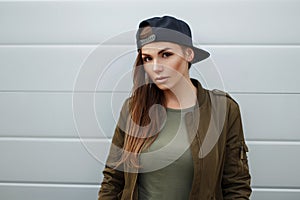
[152,59,163,73]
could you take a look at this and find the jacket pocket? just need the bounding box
[239,140,249,174]
[225,140,249,175]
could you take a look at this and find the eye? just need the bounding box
[162,52,173,58]
[143,56,152,63]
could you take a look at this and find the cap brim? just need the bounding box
[191,47,210,64]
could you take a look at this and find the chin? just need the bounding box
[155,83,173,91]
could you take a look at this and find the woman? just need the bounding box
[99,16,251,200]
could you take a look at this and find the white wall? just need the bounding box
[0,0,300,199]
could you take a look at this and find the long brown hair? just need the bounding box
[117,26,191,169]
[116,49,166,169]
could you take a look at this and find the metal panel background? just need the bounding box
[0,0,299,199]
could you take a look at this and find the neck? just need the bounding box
[163,78,197,109]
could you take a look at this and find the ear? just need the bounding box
[185,48,194,62]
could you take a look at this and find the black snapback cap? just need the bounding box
[136,16,210,64]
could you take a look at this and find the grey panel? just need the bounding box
[0,183,99,200]
[0,92,130,138]
[233,94,300,141]
[0,138,107,184]
[1,92,299,141]
[251,188,300,200]
[0,139,300,188]
[0,46,92,91]
[0,1,299,44]
[201,46,300,93]
[1,185,300,200]
[248,141,300,187]
[0,92,78,137]
[0,46,299,93]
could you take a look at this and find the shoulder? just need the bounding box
[207,89,240,115]
[210,89,233,99]
[209,89,239,105]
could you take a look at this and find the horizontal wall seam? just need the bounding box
[252,187,300,192]
[0,44,97,48]
[1,182,300,192]
[0,90,131,94]
[0,181,99,188]
[1,137,300,145]
[1,44,300,48]
[229,92,300,95]
[247,140,300,145]
[0,90,299,95]
[0,137,111,142]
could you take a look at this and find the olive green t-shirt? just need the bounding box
[138,106,194,200]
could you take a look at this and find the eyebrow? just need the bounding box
[141,48,172,57]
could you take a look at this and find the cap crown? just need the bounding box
[136,15,210,63]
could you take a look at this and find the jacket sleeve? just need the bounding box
[98,99,130,200]
[222,99,252,199]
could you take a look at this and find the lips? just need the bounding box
[155,76,169,83]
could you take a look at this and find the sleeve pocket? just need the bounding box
[240,141,249,174]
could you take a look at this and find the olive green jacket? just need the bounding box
[99,79,252,200]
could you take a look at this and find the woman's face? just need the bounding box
[141,41,193,91]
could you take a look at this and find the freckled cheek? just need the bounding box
[166,57,183,68]
[166,62,183,74]
[174,63,183,71]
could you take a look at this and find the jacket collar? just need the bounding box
[190,78,207,108]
